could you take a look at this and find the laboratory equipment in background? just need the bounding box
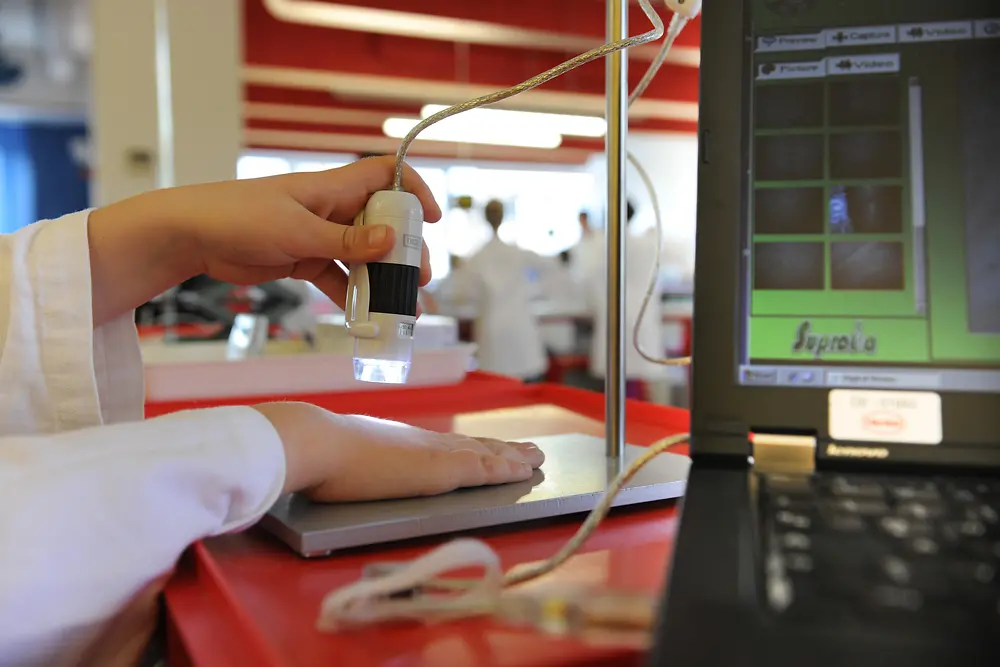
[136,276,306,341]
[226,314,269,361]
[141,334,477,402]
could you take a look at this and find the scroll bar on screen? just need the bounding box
[908,77,928,316]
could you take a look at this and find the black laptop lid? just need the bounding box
[691,0,1000,463]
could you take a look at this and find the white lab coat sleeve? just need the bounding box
[0,406,286,666]
[0,212,287,665]
[0,210,144,437]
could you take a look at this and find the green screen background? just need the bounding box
[748,0,1000,365]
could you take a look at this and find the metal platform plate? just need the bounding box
[260,433,690,557]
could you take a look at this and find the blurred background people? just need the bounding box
[450,199,550,381]
[579,201,666,400]
[538,249,583,303]
[569,210,599,284]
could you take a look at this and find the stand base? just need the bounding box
[261,433,690,557]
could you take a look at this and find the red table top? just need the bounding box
[155,374,690,667]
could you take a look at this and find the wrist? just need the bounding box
[88,189,204,325]
[252,402,329,495]
[91,189,204,278]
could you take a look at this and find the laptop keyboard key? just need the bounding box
[943,519,988,541]
[828,476,885,499]
[781,532,811,550]
[775,510,812,530]
[950,561,997,586]
[826,512,869,533]
[869,585,924,612]
[880,556,913,585]
[952,488,977,504]
[879,516,933,540]
[974,504,999,525]
[890,483,940,503]
[908,536,940,556]
[897,501,944,521]
[833,498,890,516]
[786,552,814,573]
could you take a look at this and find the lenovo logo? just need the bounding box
[826,443,890,459]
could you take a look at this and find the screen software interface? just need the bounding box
[740,0,1000,393]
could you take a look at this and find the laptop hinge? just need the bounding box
[752,433,817,475]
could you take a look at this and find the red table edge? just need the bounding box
[145,370,527,417]
[162,379,691,665]
[166,544,289,667]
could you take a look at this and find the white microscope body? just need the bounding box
[345,190,424,384]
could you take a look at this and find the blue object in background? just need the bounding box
[0,120,89,234]
[0,123,35,234]
[828,185,853,234]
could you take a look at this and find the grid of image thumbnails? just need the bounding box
[752,74,907,292]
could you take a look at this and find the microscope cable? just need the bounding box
[391,0,665,192]
[320,0,696,630]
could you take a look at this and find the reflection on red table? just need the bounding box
[155,375,690,667]
[137,323,223,339]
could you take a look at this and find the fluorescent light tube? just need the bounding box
[421,104,606,137]
[382,117,563,149]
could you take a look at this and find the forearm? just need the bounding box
[87,189,202,328]
[0,406,285,665]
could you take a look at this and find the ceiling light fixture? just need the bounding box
[382,117,563,149]
[421,105,606,138]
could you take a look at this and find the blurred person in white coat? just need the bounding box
[451,200,551,381]
[0,157,543,667]
[568,210,599,285]
[578,201,666,400]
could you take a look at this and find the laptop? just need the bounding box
[648,1,1000,665]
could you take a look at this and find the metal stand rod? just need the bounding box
[605,0,628,463]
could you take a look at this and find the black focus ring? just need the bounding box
[366,262,420,316]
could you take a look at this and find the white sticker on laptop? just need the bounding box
[828,389,942,445]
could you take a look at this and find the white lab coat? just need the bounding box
[449,237,549,380]
[0,212,286,666]
[577,229,667,381]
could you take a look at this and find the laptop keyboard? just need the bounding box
[760,473,1000,631]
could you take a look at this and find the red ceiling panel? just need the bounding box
[241,0,700,163]
[245,86,424,115]
[245,117,606,150]
[302,0,701,48]
[243,0,699,102]
[244,107,696,135]
[243,85,697,133]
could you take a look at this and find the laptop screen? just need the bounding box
[739,1,1000,394]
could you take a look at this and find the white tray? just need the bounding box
[144,344,478,402]
[314,313,459,351]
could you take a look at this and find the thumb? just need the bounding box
[301,214,396,263]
